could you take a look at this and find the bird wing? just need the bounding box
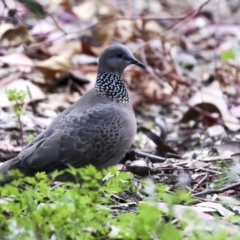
[17,104,123,172]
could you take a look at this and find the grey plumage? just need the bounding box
[0,44,145,184]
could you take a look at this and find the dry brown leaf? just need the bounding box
[36,40,81,77]
[0,53,33,72]
[72,1,97,20]
[0,24,34,46]
[75,2,116,50]
[182,81,240,131]
[91,21,115,48]
[91,4,116,47]
[116,20,134,42]
[0,23,14,39]
[35,51,74,80]
[48,40,82,55]
[36,55,70,71]
[50,0,72,9]
[144,20,164,38]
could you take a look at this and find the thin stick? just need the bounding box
[192,182,240,197]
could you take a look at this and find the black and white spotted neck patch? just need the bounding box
[94,72,129,103]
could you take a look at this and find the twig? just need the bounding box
[135,0,212,52]
[197,167,221,174]
[50,14,67,35]
[134,150,166,162]
[170,0,211,32]
[16,100,24,148]
[139,48,166,88]
[199,156,232,162]
[192,182,240,197]
[115,16,185,21]
[165,153,182,159]
[108,202,137,209]
[195,197,240,206]
[1,0,8,8]
[192,174,208,192]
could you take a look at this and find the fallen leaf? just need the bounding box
[0,141,22,153]
[230,105,240,118]
[30,18,57,35]
[207,124,226,137]
[215,139,240,156]
[72,1,96,20]
[181,81,240,131]
[48,40,82,56]
[217,195,240,214]
[144,20,164,36]
[116,20,134,42]
[139,127,177,156]
[50,0,71,9]
[0,72,23,89]
[0,24,34,46]
[125,159,152,176]
[0,23,15,39]
[35,54,71,80]
[75,2,116,49]
[195,202,235,218]
[0,53,33,72]
[157,202,239,234]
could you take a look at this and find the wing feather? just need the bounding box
[17,105,123,172]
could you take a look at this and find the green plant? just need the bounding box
[5,88,27,147]
[26,134,35,143]
[0,166,238,239]
[220,44,240,62]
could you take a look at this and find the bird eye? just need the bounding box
[117,52,123,58]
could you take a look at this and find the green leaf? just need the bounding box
[220,49,234,61]
[5,88,27,103]
[160,224,182,240]
[18,0,46,17]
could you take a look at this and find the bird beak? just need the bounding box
[130,58,145,69]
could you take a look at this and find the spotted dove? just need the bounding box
[0,44,145,184]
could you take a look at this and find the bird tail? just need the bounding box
[0,157,18,185]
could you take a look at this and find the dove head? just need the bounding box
[98,44,145,76]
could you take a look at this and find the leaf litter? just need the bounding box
[1,0,240,237]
